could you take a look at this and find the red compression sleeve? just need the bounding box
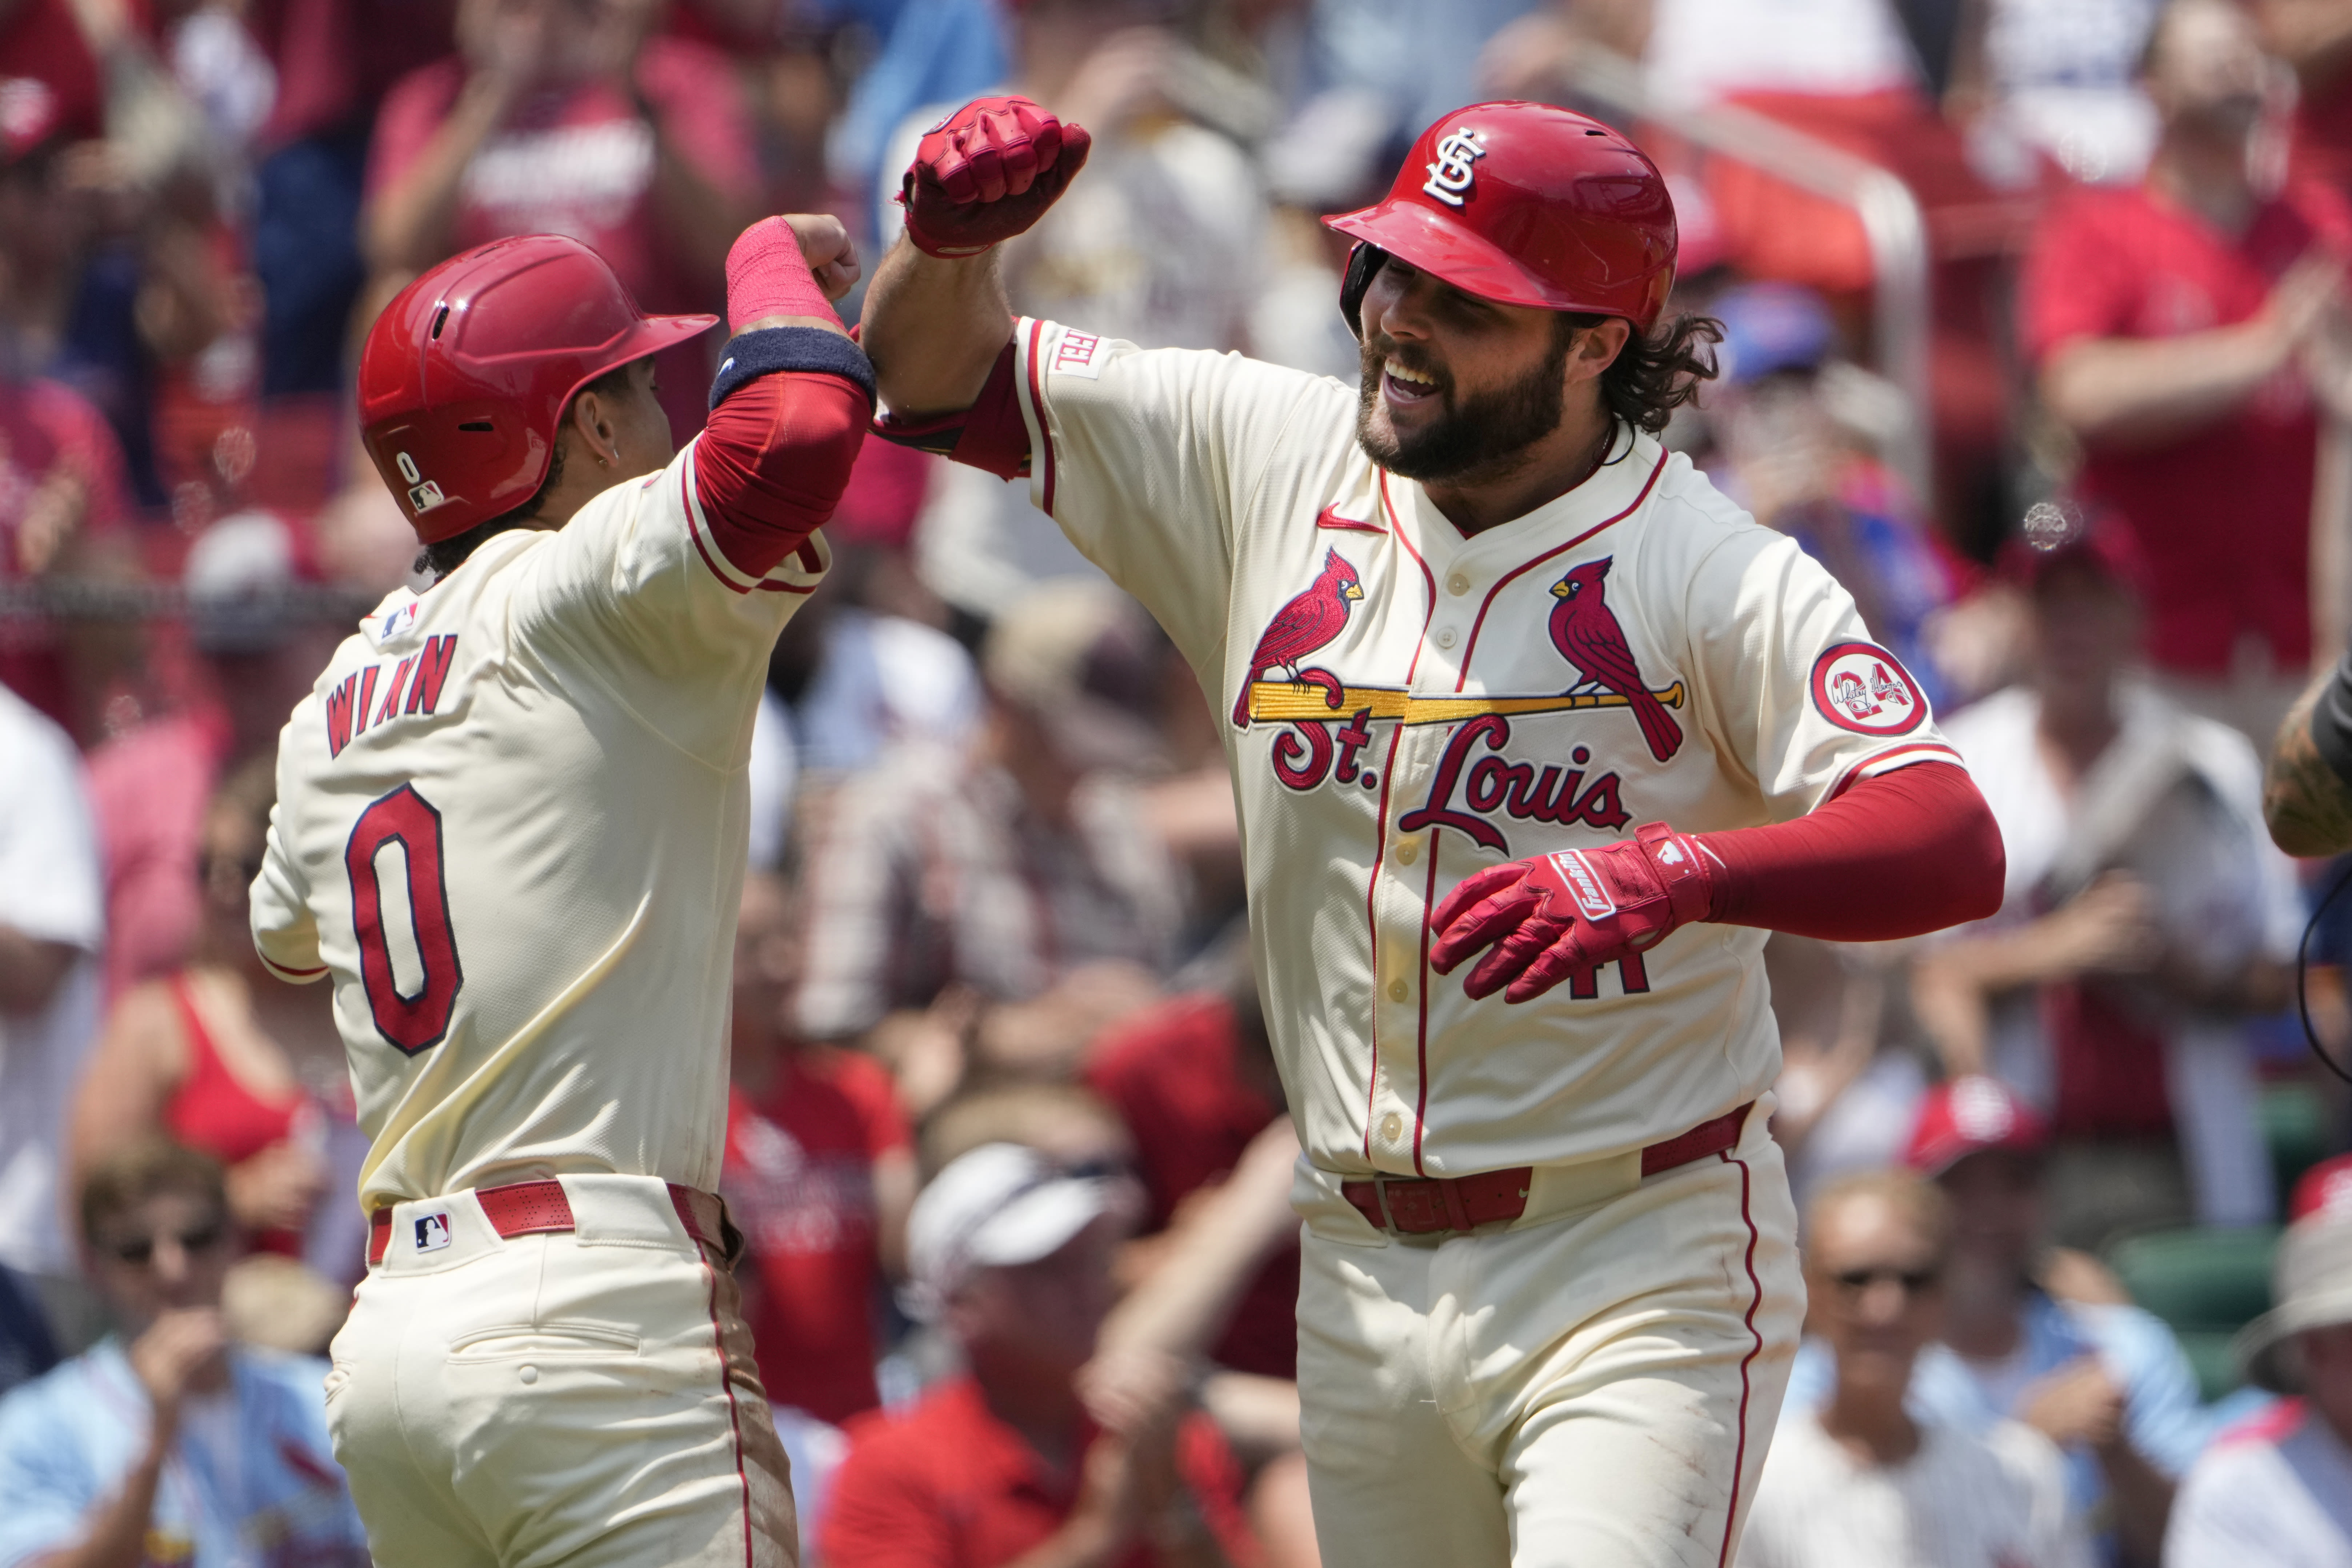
[871,335,1031,480]
[692,371,867,579]
[1696,762,2004,941]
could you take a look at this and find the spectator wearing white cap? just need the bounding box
[821,1142,1255,1568]
[2168,1155,2352,1566]
[1784,1077,2207,1566]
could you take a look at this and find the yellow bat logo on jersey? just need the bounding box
[1242,680,1685,727]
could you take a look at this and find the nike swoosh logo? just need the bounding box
[1315,505,1384,533]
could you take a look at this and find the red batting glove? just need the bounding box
[1429,824,1719,1003]
[898,96,1092,258]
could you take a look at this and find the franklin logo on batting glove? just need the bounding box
[1431,823,1717,1003]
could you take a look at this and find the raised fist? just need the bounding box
[899,96,1092,259]
[1429,824,1717,1003]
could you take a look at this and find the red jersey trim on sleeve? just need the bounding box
[753,537,829,595]
[679,453,763,595]
[1825,740,1963,801]
[870,337,1031,480]
[1020,317,1057,516]
[684,370,867,589]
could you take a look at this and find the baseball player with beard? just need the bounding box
[860,97,2007,1567]
[248,215,870,1567]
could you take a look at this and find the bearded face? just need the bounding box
[1354,311,1579,483]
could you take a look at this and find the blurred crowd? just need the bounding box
[9,0,2352,1563]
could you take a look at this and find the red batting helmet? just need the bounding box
[358,235,718,544]
[1325,101,1677,335]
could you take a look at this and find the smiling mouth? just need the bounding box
[1382,358,1443,409]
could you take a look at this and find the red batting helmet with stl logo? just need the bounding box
[358,235,718,544]
[1325,101,1678,335]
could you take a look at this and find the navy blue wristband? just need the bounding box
[708,326,876,411]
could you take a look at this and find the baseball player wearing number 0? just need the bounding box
[248,215,871,1566]
[861,96,2007,1567]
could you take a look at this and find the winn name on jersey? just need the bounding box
[249,444,828,1215]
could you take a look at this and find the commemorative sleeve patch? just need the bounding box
[1810,641,1927,735]
[1050,329,1105,379]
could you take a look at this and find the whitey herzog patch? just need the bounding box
[1810,641,1926,736]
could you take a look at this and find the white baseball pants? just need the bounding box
[325,1175,797,1568]
[1295,1103,1803,1568]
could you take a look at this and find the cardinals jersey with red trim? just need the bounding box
[248,438,829,1213]
[998,317,1960,1176]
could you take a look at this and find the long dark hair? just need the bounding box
[1565,310,1724,435]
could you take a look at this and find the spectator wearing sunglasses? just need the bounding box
[1739,1169,2089,1568]
[0,1139,369,1568]
[1784,1076,2206,1565]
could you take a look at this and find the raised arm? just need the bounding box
[862,244,1016,417]
[859,96,1092,418]
[2039,251,2343,448]
[679,215,871,581]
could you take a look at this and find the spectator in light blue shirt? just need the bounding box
[0,1140,367,1568]
[1784,1077,2206,1567]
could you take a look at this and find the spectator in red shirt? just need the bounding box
[0,353,136,739]
[823,1142,1256,1568]
[362,0,758,441]
[2024,0,2352,744]
[722,869,917,1427]
[1083,937,1295,1381]
[0,0,113,147]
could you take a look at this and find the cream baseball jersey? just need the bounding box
[1002,318,1959,1177]
[249,442,827,1213]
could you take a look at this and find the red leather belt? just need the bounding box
[1341,1102,1755,1237]
[366,1179,724,1265]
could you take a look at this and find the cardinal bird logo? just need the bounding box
[1234,548,1364,727]
[1548,559,1683,762]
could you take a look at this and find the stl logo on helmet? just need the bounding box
[395,450,447,515]
[1810,642,1926,736]
[1421,128,1487,208]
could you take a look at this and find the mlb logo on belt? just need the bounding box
[414,1213,452,1253]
